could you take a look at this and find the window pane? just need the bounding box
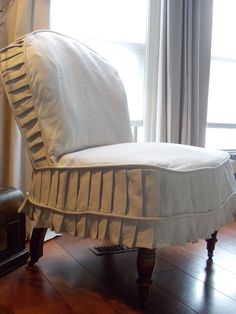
[206,0,236,149]
[211,0,236,59]
[82,40,145,121]
[50,0,147,44]
[207,60,236,124]
[205,128,236,150]
[50,0,148,122]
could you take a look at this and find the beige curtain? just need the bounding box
[145,0,213,147]
[0,0,50,190]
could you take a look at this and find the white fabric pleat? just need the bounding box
[0,39,49,167]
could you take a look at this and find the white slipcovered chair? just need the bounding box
[1,30,236,306]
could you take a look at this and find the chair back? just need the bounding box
[0,30,133,167]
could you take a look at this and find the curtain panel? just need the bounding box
[0,0,50,190]
[0,0,50,237]
[145,0,213,147]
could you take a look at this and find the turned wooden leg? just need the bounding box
[136,248,156,307]
[28,228,47,266]
[206,231,218,260]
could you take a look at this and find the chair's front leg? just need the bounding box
[136,248,156,307]
[28,228,47,266]
[206,231,218,259]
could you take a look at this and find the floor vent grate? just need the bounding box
[89,244,137,256]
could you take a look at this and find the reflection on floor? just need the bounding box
[1,221,236,313]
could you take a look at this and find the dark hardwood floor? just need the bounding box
[1,221,236,313]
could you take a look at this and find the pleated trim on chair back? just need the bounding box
[0,36,49,168]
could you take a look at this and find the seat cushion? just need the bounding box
[58,142,230,170]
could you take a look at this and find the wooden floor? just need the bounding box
[1,222,236,313]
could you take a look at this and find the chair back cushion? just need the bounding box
[0,31,133,164]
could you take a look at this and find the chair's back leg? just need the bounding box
[206,231,218,259]
[28,228,48,266]
[136,248,156,307]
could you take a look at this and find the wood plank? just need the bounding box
[56,234,236,312]
[56,235,195,313]
[156,245,236,300]
[184,240,236,275]
[0,263,74,314]
[217,232,236,255]
[37,240,141,314]
[56,235,174,273]
[219,221,236,238]
[1,221,236,313]
[155,269,236,314]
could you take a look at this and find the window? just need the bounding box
[50,0,149,141]
[206,0,236,150]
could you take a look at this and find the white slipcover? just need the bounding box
[1,30,236,248]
